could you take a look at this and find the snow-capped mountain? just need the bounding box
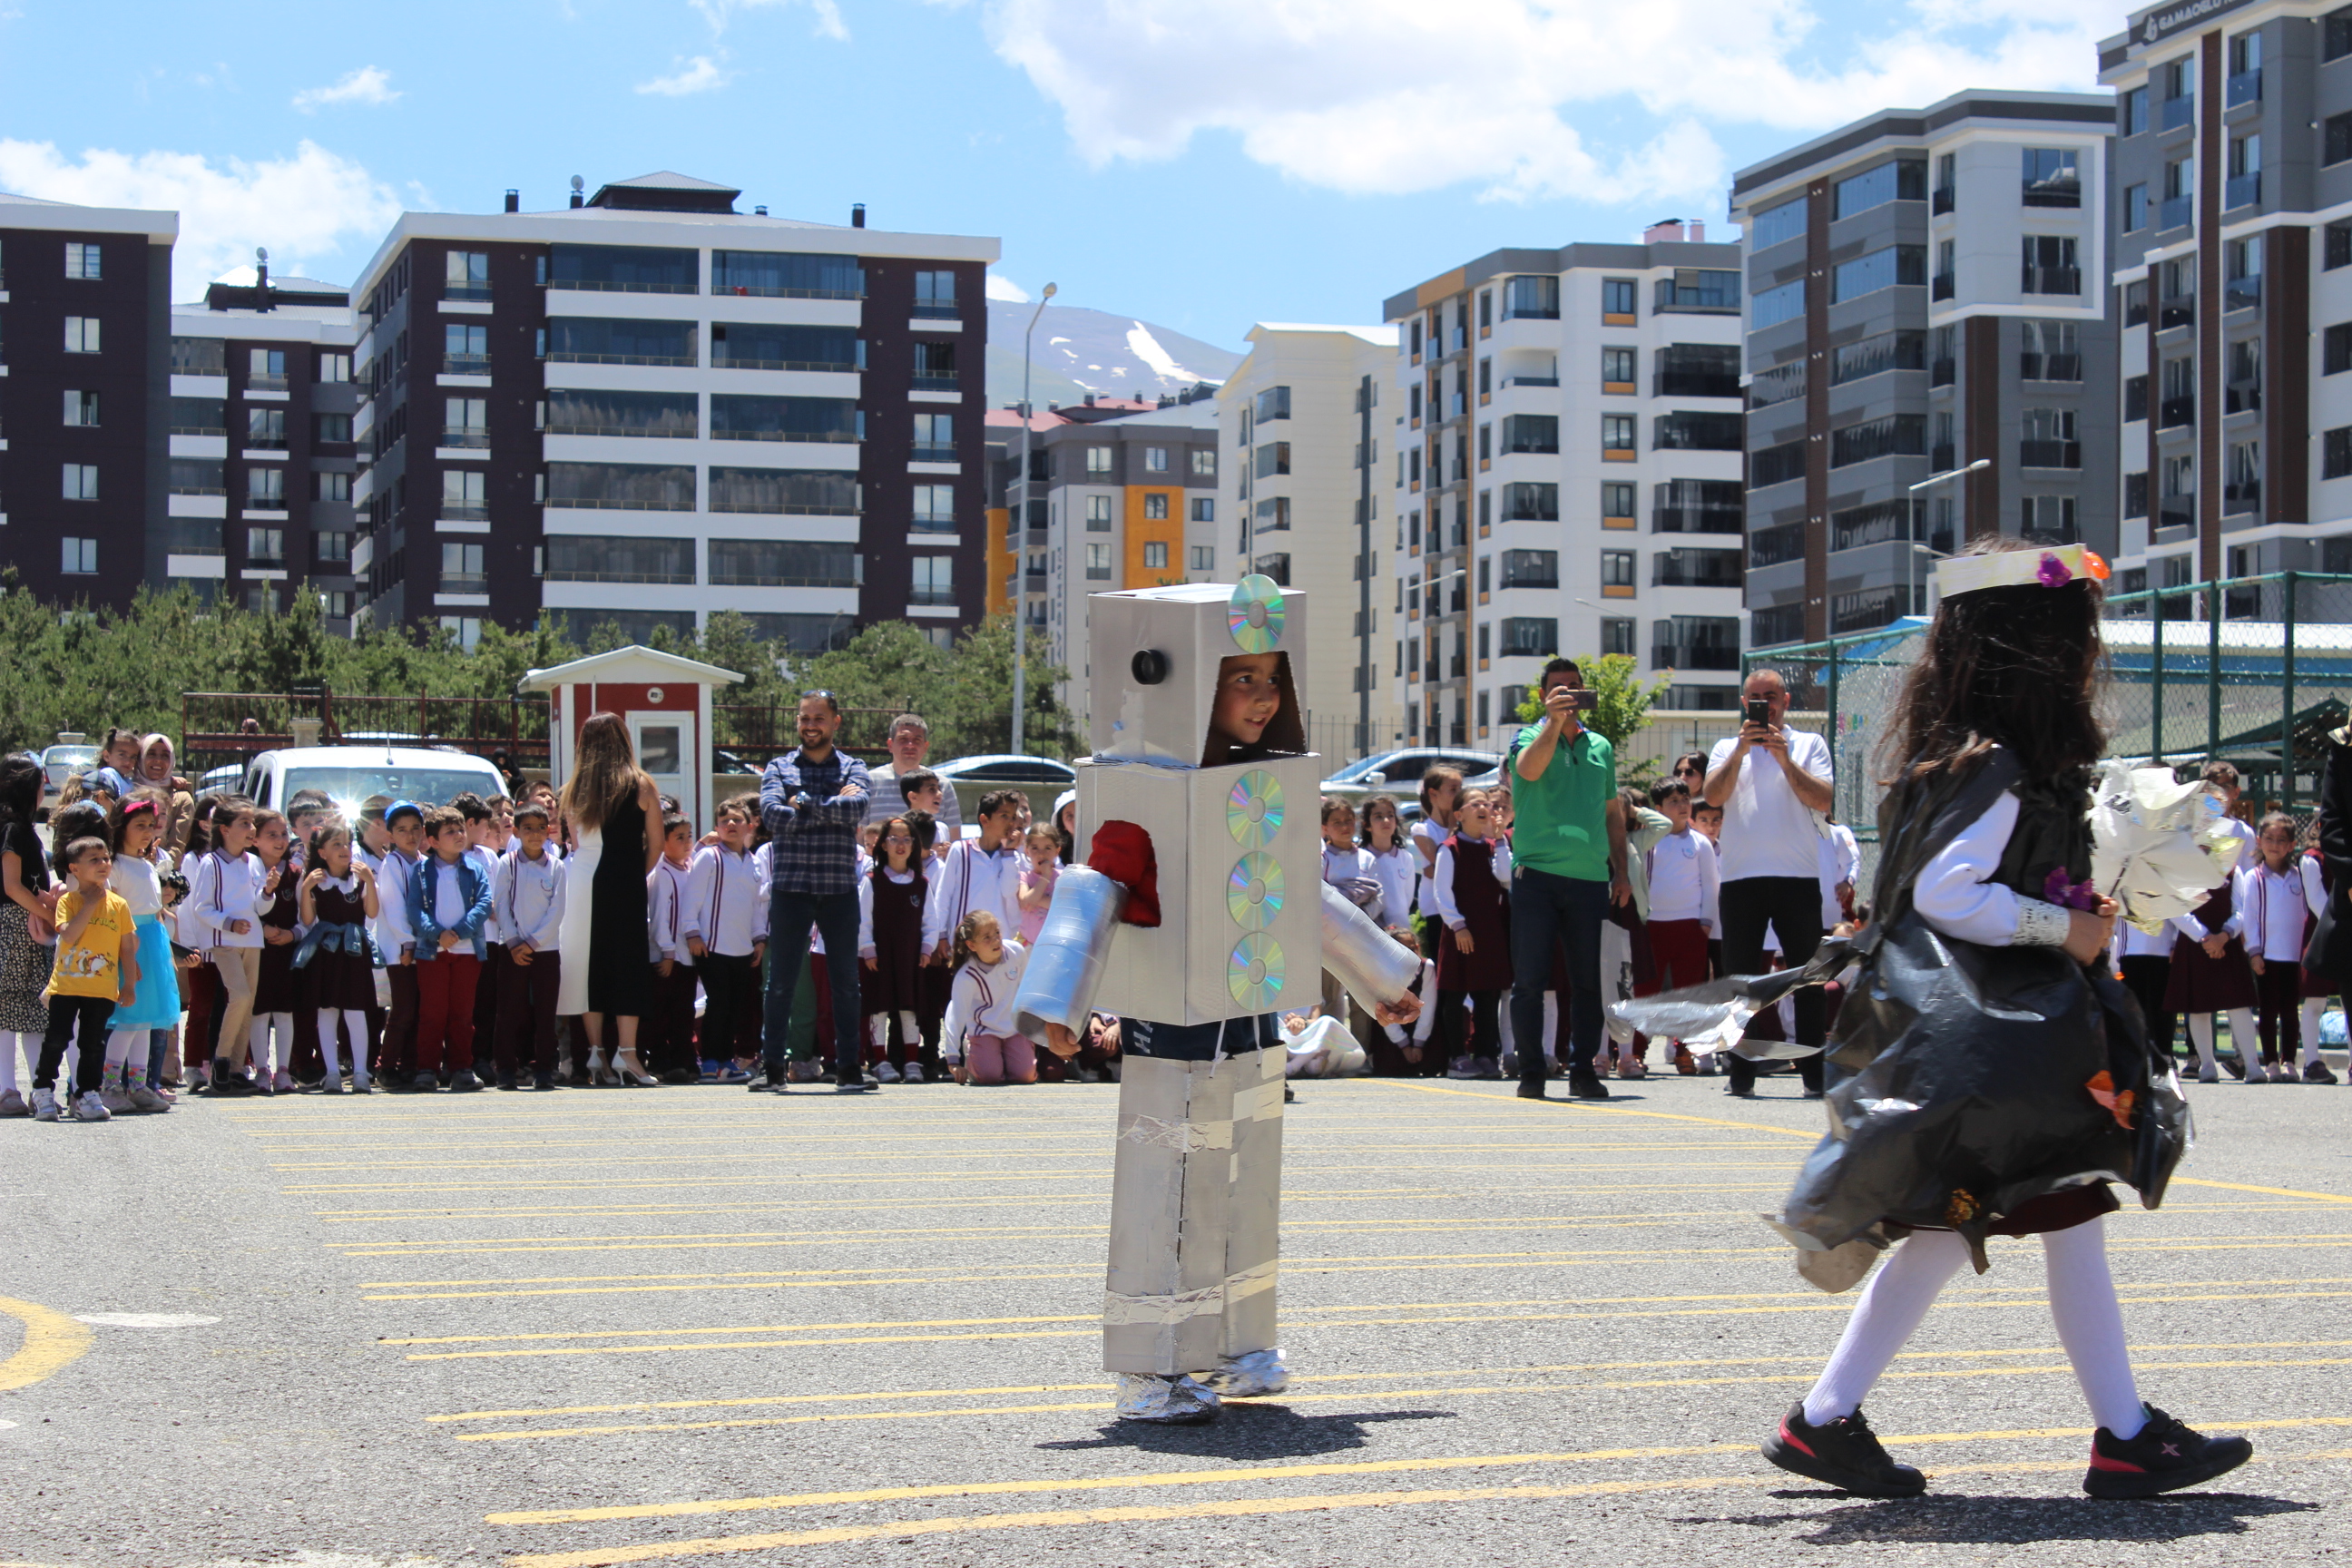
[984,302,1241,409]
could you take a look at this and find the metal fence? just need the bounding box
[712,702,912,766]
[181,691,550,776]
[1747,570,2352,880]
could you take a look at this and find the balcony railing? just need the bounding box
[911,443,956,462]
[2161,95,2194,131]
[1931,273,1955,300]
[910,587,957,605]
[911,302,960,319]
[2125,294,2149,327]
[2019,439,2082,468]
[442,427,491,448]
[1652,370,1740,397]
[1652,506,1743,534]
[2159,396,2194,428]
[441,503,491,520]
[2224,275,2262,311]
[2225,173,2261,211]
[912,516,957,534]
[2022,266,2081,295]
[444,283,493,303]
[247,373,289,391]
[2223,482,2260,514]
[2022,353,2082,381]
[2159,503,2193,532]
[1749,523,1806,568]
[1499,376,1559,389]
[2159,194,2192,230]
[2226,68,2262,108]
[546,351,695,367]
[1932,186,1955,215]
[244,436,289,451]
[2158,295,2194,330]
[444,353,491,375]
[1651,642,1741,671]
[440,573,489,593]
[2226,379,2262,415]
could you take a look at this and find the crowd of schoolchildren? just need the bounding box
[1300,753,2345,1088]
[0,723,1110,1122]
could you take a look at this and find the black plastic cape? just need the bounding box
[1743,750,2186,1277]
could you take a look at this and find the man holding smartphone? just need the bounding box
[1701,668,1835,1097]
[1507,657,1632,1102]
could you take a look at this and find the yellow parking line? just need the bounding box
[0,1297,93,1393]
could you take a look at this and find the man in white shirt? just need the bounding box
[1702,668,1835,1098]
[864,714,965,839]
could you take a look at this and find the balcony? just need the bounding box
[440,573,489,593]
[1931,273,1955,301]
[1932,186,1955,215]
[2223,481,2260,514]
[1930,357,1955,387]
[1500,375,1559,389]
[912,443,956,462]
[2225,173,2261,211]
[2161,95,2194,131]
[244,435,289,451]
[442,427,491,449]
[1652,370,1741,397]
[2159,396,2195,429]
[2159,502,2193,533]
[1930,442,1955,472]
[2022,354,2082,382]
[1652,506,1743,534]
[1749,523,1806,568]
[910,586,956,606]
[2226,68,2262,108]
[445,353,491,375]
[2125,293,2149,327]
[2226,379,2262,416]
[911,302,960,320]
[444,283,493,303]
[2159,194,2193,231]
[2224,275,2262,311]
[912,515,958,535]
[2022,266,2082,296]
[247,374,289,391]
[2158,294,2194,331]
[442,503,490,521]
[2019,439,2082,468]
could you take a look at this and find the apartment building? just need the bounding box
[346,172,996,649]
[165,268,363,625]
[0,191,176,606]
[1213,323,1403,759]
[1383,228,1748,750]
[2100,0,2352,606]
[1730,91,2119,650]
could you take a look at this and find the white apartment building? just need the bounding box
[1384,227,1748,749]
[1217,323,1405,760]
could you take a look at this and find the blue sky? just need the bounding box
[0,0,2118,355]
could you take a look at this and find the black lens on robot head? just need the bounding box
[1131,649,1171,685]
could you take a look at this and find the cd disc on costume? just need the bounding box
[1226,769,1285,848]
[1225,851,1286,930]
[1228,932,1288,1010]
[1227,574,1287,653]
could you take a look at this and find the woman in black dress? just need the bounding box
[556,711,662,1085]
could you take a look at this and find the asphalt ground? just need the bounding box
[4,1055,2351,1568]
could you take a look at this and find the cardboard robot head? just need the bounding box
[1088,576,1308,768]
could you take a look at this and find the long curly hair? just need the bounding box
[1881,537,2107,785]
[561,712,649,833]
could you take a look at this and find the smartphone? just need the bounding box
[1568,689,1600,712]
[1744,698,1770,728]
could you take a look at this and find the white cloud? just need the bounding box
[985,271,1031,303]
[0,138,401,296]
[636,54,730,95]
[291,65,400,113]
[691,0,849,41]
[965,0,2115,208]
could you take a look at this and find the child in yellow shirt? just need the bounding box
[31,838,139,1122]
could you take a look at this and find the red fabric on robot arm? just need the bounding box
[1087,820,1162,927]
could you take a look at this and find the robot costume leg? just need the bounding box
[1209,1042,1288,1397]
[1104,1052,1233,1422]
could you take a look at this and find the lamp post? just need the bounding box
[1906,458,1990,614]
[1011,281,1057,757]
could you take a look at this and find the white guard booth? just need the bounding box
[521,645,744,831]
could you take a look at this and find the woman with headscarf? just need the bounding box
[137,734,196,860]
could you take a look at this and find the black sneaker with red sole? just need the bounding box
[1762,1402,1926,1498]
[2083,1405,2252,1498]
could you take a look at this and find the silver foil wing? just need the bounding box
[1013,866,1128,1041]
[1608,938,1853,1062]
[1318,881,1422,1013]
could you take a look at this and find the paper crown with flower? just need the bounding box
[1935,543,2112,601]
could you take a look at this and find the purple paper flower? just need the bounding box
[2044,867,2101,911]
[2036,552,2073,587]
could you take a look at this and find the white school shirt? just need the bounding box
[371,847,419,958]
[108,856,164,918]
[1409,818,1446,919]
[922,838,1022,950]
[186,849,267,949]
[1429,836,1511,931]
[1367,846,1416,930]
[1383,956,1440,1047]
[1645,828,1720,931]
[682,845,768,957]
[1706,729,1834,884]
[1321,843,1382,916]
[939,939,1031,1061]
[647,859,692,964]
[2236,858,2328,962]
[500,847,566,954]
[467,844,505,944]
[1818,821,1861,929]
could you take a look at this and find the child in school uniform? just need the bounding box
[939,909,1034,1085]
[859,814,936,1083]
[1362,926,1440,1077]
[1640,778,1720,1074]
[924,789,1024,964]
[1360,795,1416,933]
[1015,823,1061,945]
[682,799,765,1086]
[2239,811,2327,1083]
[100,793,179,1112]
[407,806,495,1093]
[642,812,698,1083]
[249,809,301,1094]
[494,802,567,1091]
[2298,820,2340,1084]
[295,823,380,1094]
[371,802,426,1086]
[1431,788,1512,1079]
[185,800,268,1096]
[455,793,508,1077]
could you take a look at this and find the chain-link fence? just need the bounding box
[1744,571,2352,886]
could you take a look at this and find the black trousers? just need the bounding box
[493,946,562,1076]
[34,995,115,1093]
[1718,876,1825,1093]
[698,951,758,1065]
[2120,955,2176,1058]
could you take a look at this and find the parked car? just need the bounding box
[39,740,99,800]
[199,746,508,819]
[1321,747,1502,806]
[934,754,1078,789]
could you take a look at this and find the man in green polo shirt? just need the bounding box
[1507,658,1631,1101]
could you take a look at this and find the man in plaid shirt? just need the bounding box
[759,691,874,1093]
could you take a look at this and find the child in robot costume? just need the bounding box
[1014,577,1424,1424]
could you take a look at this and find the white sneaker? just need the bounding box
[2198,1066,2220,1083]
[899,1062,926,1083]
[871,1061,901,1083]
[74,1090,113,1122]
[126,1083,172,1112]
[32,1087,61,1121]
[100,1086,135,1115]
[274,1071,296,1094]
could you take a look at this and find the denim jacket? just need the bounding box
[409,853,495,959]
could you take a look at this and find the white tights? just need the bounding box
[103,1028,151,1080]
[318,1009,371,1086]
[1802,1218,2145,1438]
[0,1030,21,1095]
[2183,1009,2259,1073]
[2300,999,2328,1067]
[867,1010,919,1053]
[250,1012,296,1078]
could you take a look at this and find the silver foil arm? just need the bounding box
[1318,881,1422,1013]
[1014,866,1128,1041]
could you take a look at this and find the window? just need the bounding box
[550,243,697,293]
[2329,5,2352,61]
[2123,85,2148,136]
[2328,113,2352,167]
[1602,347,1636,386]
[1602,481,1636,520]
[62,389,99,426]
[910,340,957,383]
[1830,329,1925,385]
[1652,270,1739,312]
[1651,411,1742,450]
[1750,197,1807,250]
[2331,222,2352,270]
[1253,553,1291,586]
[247,467,285,506]
[1828,414,1926,467]
[1749,358,1806,407]
[1752,603,1806,646]
[913,485,956,531]
[2229,133,2262,207]
[1601,550,1636,589]
[250,528,288,564]
[1083,446,1113,476]
[1254,496,1292,533]
[2021,147,2081,207]
[2226,440,2261,513]
[1191,497,1215,523]
[444,323,490,371]
[2020,495,2081,541]
[1085,495,1112,531]
[314,412,353,444]
[907,555,954,604]
[1144,493,1170,520]
[2020,320,2082,380]
[442,397,488,447]
[169,396,225,435]
[1503,275,1559,319]
[1502,483,1559,521]
[544,534,696,583]
[709,250,863,299]
[2123,182,2149,232]
[1750,279,1805,331]
[1191,448,1215,476]
[1503,414,1559,454]
[913,412,954,461]
[2327,427,2352,480]
[436,616,481,649]
[64,241,101,279]
[2124,472,2149,518]
[709,467,859,514]
[2330,324,2352,377]
[1653,547,1745,586]
[246,407,287,449]
[1653,615,1740,671]
[61,537,98,574]
[1131,446,1165,475]
[1143,541,1170,570]
[1601,278,1638,318]
[1499,549,1558,589]
[445,250,490,300]
[2022,236,2080,293]
[1190,545,1214,570]
[1255,441,1290,478]
[710,322,862,371]
[1601,414,1636,453]
[1255,386,1291,421]
[544,316,691,366]
[441,469,486,517]
[169,459,223,495]
[318,351,351,383]
[1653,478,1742,533]
[62,463,98,500]
[2020,407,2081,467]
[1085,543,1112,581]
[913,270,957,317]
[2125,375,2149,421]
[1751,440,1806,488]
[317,531,351,564]
[64,316,100,353]
[314,472,352,504]
[1498,617,1558,657]
[1833,160,1926,219]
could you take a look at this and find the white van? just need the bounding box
[203,746,509,818]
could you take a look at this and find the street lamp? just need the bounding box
[1011,280,1057,757]
[1906,458,1990,614]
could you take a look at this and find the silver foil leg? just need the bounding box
[1112,1371,1220,1423]
[1318,882,1422,1014]
[1014,867,1127,1043]
[1102,1054,1235,1378]
[1210,1044,1287,1396]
